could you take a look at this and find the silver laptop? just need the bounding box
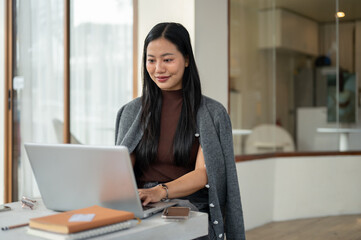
[24,143,176,218]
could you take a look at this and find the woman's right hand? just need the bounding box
[138,184,167,206]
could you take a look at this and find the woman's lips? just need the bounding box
[156,76,170,82]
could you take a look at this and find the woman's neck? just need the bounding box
[161,89,183,100]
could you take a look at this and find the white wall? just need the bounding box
[273,156,361,220]
[0,0,5,204]
[237,155,361,230]
[137,0,229,109]
[195,0,228,108]
[236,159,276,229]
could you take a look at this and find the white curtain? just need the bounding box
[14,0,133,199]
[15,0,64,198]
[70,0,133,145]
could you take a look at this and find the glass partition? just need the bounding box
[230,0,361,155]
[230,0,276,155]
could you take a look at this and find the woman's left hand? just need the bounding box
[138,185,166,206]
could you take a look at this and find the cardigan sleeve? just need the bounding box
[215,108,246,240]
[114,98,144,152]
[115,105,126,145]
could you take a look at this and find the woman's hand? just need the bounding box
[138,185,167,206]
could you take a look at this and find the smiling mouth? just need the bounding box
[156,76,170,82]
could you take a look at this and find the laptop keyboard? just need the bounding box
[142,205,155,211]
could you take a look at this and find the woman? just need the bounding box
[115,22,245,240]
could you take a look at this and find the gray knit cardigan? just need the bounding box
[115,95,246,240]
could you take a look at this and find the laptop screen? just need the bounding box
[24,143,145,217]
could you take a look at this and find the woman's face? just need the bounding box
[146,38,188,91]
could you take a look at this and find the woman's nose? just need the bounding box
[155,62,165,73]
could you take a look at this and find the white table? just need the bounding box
[232,129,252,135]
[0,200,208,240]
[317,128,361,151]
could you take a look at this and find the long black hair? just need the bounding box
[135,22,202,172]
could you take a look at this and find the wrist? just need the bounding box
[158,183,169,202]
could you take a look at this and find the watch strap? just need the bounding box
[159,183,169,202]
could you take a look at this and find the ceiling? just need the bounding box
[274,0,361,23]
[234,0,361,23]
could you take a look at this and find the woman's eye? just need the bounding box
[164,59,173,62]
[147,59,155,63]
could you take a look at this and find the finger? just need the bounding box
[139,194,146,201]
[142,197,151,206]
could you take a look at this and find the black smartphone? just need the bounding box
[161,207,190,219]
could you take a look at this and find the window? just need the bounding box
[70,0,133,145]
[6,0,134,201]
[12,0,65,200]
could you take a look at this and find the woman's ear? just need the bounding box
[185,56,189,67]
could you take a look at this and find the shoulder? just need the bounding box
[117,97,141,115]
[115,98,143,146]
[198,95,232,133]
[200,95,229,118]
[121,97,142,111]
[116,97,142,124]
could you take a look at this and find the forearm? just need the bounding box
[166,168,208,199]
[138,146,207,205]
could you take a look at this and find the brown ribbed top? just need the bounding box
[139,89,199,183]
